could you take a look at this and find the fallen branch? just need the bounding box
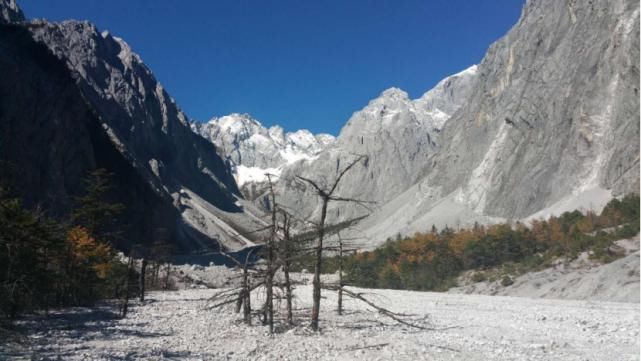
[205,281,265,310]
[322,284,430,330]
[346,342,389,351]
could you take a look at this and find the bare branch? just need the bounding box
[328,155,366,195]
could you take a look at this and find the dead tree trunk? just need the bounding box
[163,263,171,290]
[121,255,134,318]
[337,233,344,315]
[281,213,294,325]
[242,267,252,325]
[235,289,243,313]
[214,248,257,325]
[296,155,368,332]
[265,174,278,334]
[310,198,328,331]
[139,257,147,302]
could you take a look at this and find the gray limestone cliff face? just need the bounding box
[424,0,639,219]
[275,68,478,223]
[28,20,241,213]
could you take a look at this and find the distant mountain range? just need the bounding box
[1,0,638,252]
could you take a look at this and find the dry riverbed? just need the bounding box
[3,285,639,360]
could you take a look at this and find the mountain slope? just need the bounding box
[1,1,263,252]
[429,0,639,218]
[274,67,478,224]
[28,21,241,212]
[347,0,640,245]
[0,23,193,251]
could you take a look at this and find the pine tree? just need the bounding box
[71,168,124,242]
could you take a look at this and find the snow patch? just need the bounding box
[235,165,281,186]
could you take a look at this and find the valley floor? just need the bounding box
[4,285,639,360]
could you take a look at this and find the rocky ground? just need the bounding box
[450,236,640,302]
[3,281,639,360]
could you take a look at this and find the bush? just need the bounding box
[500,276,514,287]
[471,272,486,283]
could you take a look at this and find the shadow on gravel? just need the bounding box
[0,301,174,360]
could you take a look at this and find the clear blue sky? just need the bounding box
[19,0,524,135]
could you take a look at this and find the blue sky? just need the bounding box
[19,0,524,135]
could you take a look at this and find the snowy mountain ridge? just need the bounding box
[191,113,336,186]
[192,64,478,207]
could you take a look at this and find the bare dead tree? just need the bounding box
[264,174,277,333]
[295,155,371,331]
[139,256,147,302]
[163,263,171,290]
[337,232,344,315]
[279,210,294,325]
[210,246,261,325]
[331,232,363,316]
[120,254,134,318]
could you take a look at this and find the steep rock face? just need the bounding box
[352,0,640,246]
[276,67,478,223]
[28,21,240,213]
[0,24,192,252]
[427,0,639,218]
[0,0,23,24]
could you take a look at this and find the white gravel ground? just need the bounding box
[10,284,640,360]
[451,236,640,302]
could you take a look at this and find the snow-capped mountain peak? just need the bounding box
[191,114,335,187]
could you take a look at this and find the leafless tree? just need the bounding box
[295,155,371,331]
[120,254,134,318]
[264,174,278,333]
[337,232,344,315]
[278,210,295,325]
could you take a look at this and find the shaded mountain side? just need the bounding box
[0,0,22,24]
[27,20,241,213]
[0,24,219,252]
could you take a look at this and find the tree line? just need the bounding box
[0,168,173,322]
[342,194,639,291]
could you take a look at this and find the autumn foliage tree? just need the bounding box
[0,168,131,321]
[344,194,639,291]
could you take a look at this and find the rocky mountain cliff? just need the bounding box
[351,0,640,245]
[429,0,639,218]
[0,2,264,252]
[273,67,478,224]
